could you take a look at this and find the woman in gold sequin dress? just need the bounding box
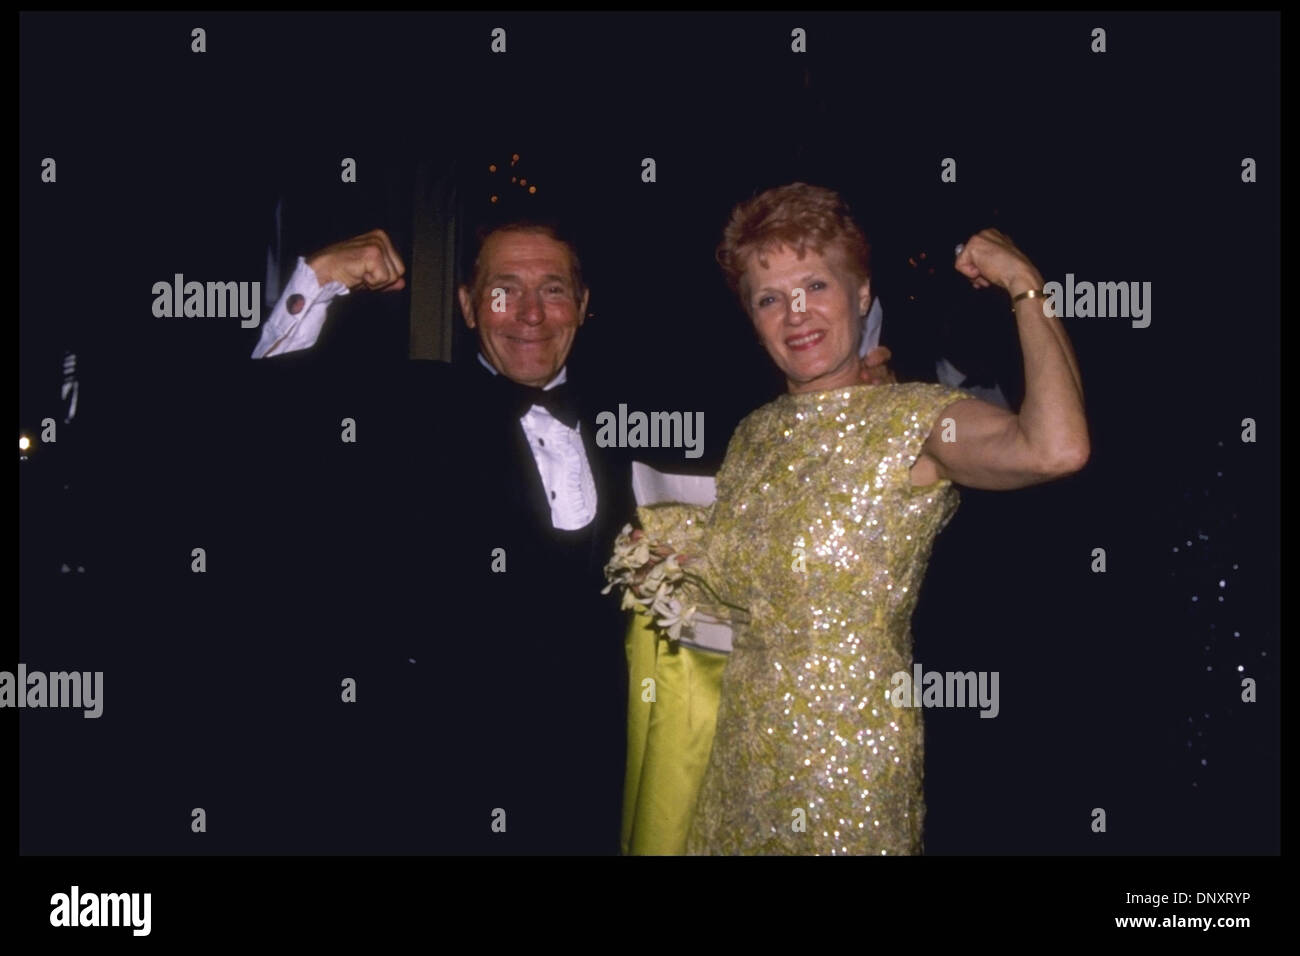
[630,184,1089,855]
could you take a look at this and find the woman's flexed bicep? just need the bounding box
[918,395,1088,491]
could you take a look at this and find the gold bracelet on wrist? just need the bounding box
[1010,288,1048,313]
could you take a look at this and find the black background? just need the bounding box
[16,6,1280,914]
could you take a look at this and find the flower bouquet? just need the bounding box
[602,523,743,643]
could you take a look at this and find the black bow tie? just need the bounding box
[492,376,582,429]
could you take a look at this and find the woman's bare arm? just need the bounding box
[912,229,1089,491]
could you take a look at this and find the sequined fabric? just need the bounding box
[637,382,972,855]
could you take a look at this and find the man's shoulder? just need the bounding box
[401,358,496,398]
[404,357,460,385]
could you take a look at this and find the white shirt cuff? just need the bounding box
[251,257,349,358]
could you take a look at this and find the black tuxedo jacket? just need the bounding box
[207,354,632,854]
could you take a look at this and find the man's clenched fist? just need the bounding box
[307,228,407,292]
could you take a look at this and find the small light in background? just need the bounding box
[18,435,31,452]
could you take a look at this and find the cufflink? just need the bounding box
[287,293,305,315]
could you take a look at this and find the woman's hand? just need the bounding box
[627,529,688,584]
[954,228,1044,298]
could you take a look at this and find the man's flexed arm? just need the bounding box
[252,228,407,358]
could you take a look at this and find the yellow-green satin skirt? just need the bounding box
[621,611,728,855]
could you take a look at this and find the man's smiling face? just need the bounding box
[459,229,588,388]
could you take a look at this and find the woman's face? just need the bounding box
[743,244,871,394]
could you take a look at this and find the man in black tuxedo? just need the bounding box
[240,221,630,854]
